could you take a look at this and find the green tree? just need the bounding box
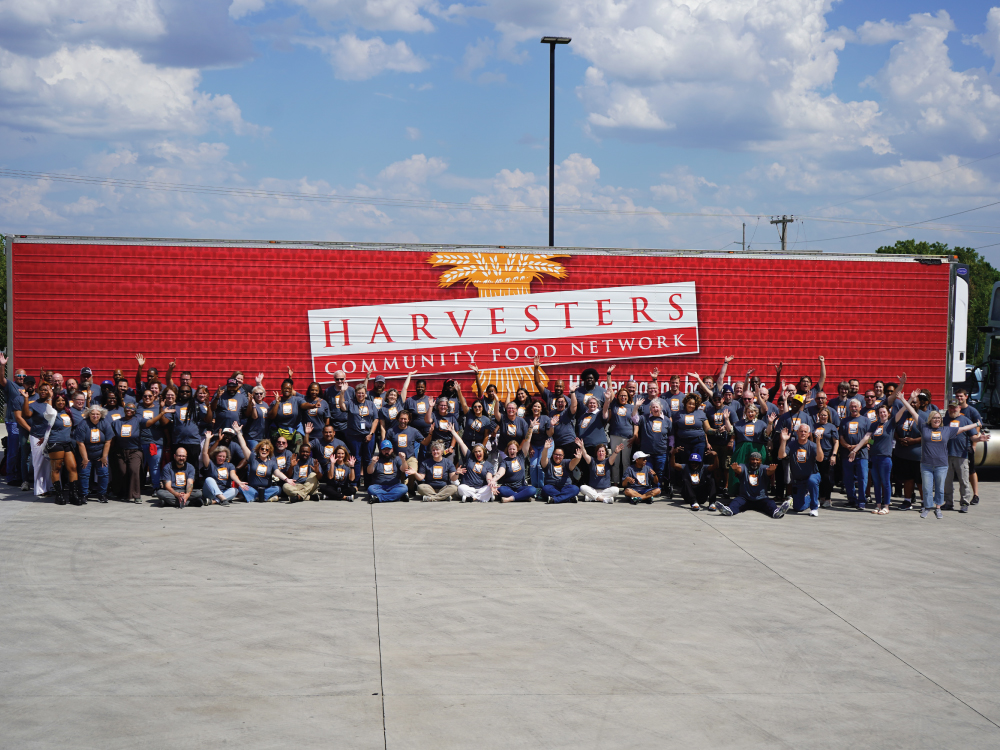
[877,239,1000,364]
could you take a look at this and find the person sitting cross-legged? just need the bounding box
[716,452,789,519]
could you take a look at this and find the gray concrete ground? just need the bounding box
[2,482,1000,750]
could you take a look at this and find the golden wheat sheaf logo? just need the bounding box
[428,251,570,396]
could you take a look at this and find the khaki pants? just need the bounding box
[417,483,458,502]
[405,456,418,491]
[283,473,320,502]
[944,455,972,505]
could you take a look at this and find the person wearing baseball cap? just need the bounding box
[366,439,411,504]
[669,447,718,511]
[211,377,249,436]
[622,451,661,505]
[717,452,787,518]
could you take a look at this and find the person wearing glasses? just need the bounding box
[324,370,355,442]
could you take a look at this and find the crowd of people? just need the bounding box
[0,352,986,520]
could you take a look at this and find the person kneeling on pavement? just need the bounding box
[539,438,583,503]
[716,452,789,519]
[415,440,459,501]
[622,451,662,505]
[669,447,718,511]
[367,439,412,504]
[157,447,203,508]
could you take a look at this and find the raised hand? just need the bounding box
[544,438,553,448]
[256,372,264,385]
[304,422,313,435]
[533,355,541,367]
[168,360,176,370]
[649,367,659,380]
[780,427,790,441]
[469,362,479,373]
[724,355,734,363]
[774,361,783,374]
[347,456,357,467]
[818,355,825,363]
[530,418,540,430]
[272,390,281,401]
[614,442,624,453]
[607,363,616,375]
[456,467,467,475]
[550,413,560,426]
[287,366,294,378]
[768,412,778,423]
[205,430,213,439]
[135,353,145,366]
[746,367,755,377]
[231,421,242,432]
[574,436,584,447]
[898,372,907,385]
[687,372,700,380]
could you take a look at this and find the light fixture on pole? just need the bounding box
[540,36,571,248]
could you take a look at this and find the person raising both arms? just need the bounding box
[716,453,788,519]
[267,378,305,452]
[577,437,624,503]
[533,355,573,414]
[449,423,498,503]
[539,438,583,504]
[200,427,248,506]
[494,431,537,503]
[602,366,634,486]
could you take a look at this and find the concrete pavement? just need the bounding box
[1,484,999,749]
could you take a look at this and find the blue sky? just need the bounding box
[4,0,1000,261]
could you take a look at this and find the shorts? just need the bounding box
[46,441,74,454]
[894,457,920,482]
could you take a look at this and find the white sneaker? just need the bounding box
[809,508,819,517]
[20,481,29,491]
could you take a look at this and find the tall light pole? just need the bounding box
[541,36,570,248]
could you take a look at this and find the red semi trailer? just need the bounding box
[3,235,969,404]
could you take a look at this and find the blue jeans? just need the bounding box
[345,435,374,477]
[920,464,948,508]
[648,452,668,488]
[529,444,553,488]
[499,485,536,502]
[793,472,820,511]
[871,455,892,506]
[543,483,579,503]
[80,460,109,497]
[369,483,408,503]
[141,442,162,491]
[240,485,280,502]
[203,477,238,503]
[843,457,869,506]
[19,430,31,485]
[5,421,20,483]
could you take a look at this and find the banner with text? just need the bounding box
[308,281,699,378]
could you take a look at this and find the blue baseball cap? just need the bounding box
[721,385,733,393]
[380,439,392,449]
[688,452,703,463]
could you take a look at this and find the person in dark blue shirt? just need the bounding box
[778,424,824,515]
[539,438,583,504]
[669,447,718,510]
[622,451,661,505]
[717,453,787,518]
[839,400,872,510]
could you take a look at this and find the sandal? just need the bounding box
[871,507,879,514]
[878,507,889,515]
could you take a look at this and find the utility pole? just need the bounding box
[742,222,746,251]
[770,215,794,251]
[541,36,571,247]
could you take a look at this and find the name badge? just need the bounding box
[143,410,154,419]
[652,420,662,433]
[553,465,563,477]
[617,406,626,416]
[931,430,942,442]
[228,399,238,411]
[256,463,267,477]
[383,462,394,475]
[397,434,408,447]
[690,472,700,484]
[748,474,759,486]
[281,403,292,415]
[359,421,366,430]
[432,465,444,479]
[511,459,521,472]
[175,471,187,487]
[596,463,605,476]
[121,424,132,437]
[217,467,229,480]
[796,448,806,463]
[636,472,646,484]
[684,414,695,426]
[90,428,101,443]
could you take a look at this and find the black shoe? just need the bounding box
[665,487,674,500]
[645,498,653,504]
[53,481,66,505]
[400,496,409,502]
[98,495,108,503]
[900,499,912,511]
[567,497,577,503]
[630,497,637,505]
[941,503,954,511]
[972,495,980,505]
[367,496,377,504]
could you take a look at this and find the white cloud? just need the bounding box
[0,44,256,137]
[972,8,1000,74]
[650,169,719,204]
[231,0,435,32]
[0,0,166,52]
[300,33,427,80]
[378,153,448,184]
[405,126,421,140]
